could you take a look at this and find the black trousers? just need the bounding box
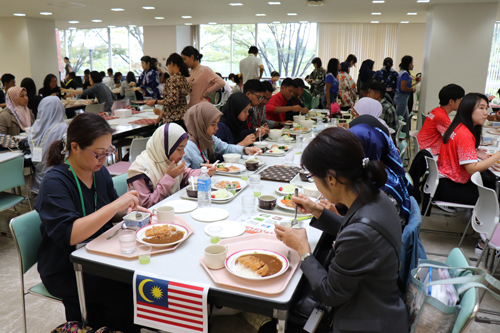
[433,172,496,206]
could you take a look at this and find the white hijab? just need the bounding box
[353,97,390,130]
[127,123,189,195]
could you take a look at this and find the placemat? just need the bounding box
[99,111,118,121]
[86,216,194,259]
[129,118,156,125]
[258,165,301,183]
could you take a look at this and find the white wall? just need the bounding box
[176,26,191,54]
[0,18,32,85]
[396,24,426,74]
[143,25,177,65]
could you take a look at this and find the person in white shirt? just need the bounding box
[239,46,264,84]
[103,68,113,85]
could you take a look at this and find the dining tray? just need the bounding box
[179,184,248,204]
[289,173,314,188]
[258,165,301,183]
[199,233,300,295]
[214,161,267,178]
[86,216,194,259]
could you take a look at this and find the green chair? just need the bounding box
[112,173,128,197]
[0,154,31,212]
[399,140,408,161]
[311,96,320,109]
[9,210,61,333]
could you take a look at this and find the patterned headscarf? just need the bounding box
[6,87,32,130]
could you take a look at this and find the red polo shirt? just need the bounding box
[266,92,287,122]
[417,107,451,155]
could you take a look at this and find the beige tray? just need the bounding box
[200,233,300,295]
[179,186,247,204]
[86,216,194,259]
[289,173,314,188]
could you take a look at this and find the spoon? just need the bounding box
[135,206,142,220]
[107,222,128,240]
[291,188,299,227]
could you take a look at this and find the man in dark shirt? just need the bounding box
[81,69,94,99]
[0,73,16,108]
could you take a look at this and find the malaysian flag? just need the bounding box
[133,271,209,333]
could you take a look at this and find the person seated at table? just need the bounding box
[183,102,261,169]
[268,71,280,90]
[81,69,95,99]
[435,93,500,205]
[108,71,122,90]
[366,80,398,132]
[36,113,148,332]
[292,78,312,110]
[61,71,114,112]
[249,81,289,130]
[0,86,34,136]
[27,96,68,192]
[216,92,256,146]
[274,127,408,333]
[0,73,16,108]
[62,72,80,91]
[265,78,305,125]
[21,77,43,119]
[231,74,244,94]
[103,67,113,85]
[351,97,390,133]
[349,123,413,227]
[418,84,465,156]
[120,71,138,102]
[127,123,216,208]
[39,74,63,98]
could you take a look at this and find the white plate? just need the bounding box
[266,144,290,151]
[161,200,197,213]
[211,190,234,201]
[225,249,289,280]
[265,137,296,143]
[275,185,298,196]
[211,178,247,191]
[215,163,246,174]
[135,223,189,247]
[191,207,230,222]
[204,221,246,238]
[277,195,316,211]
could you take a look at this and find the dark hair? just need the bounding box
[362,78,378,94]
[126,71,136,83]
[166,53,190,77]
[271,71,280,78]
[64,57,69,61]
[43,74,58,90]
[438,84,465,106]
[497,88,500,96]
[90,71,103,84]
[151,57,158,65]
[181,46,203,62]
[281,78,297,88]
[368,80,386,97]
[302,128,387,200]
[113,72,122,84]
[99,71,106,78]
[141,56,158,71]
[399,55,413,71]
[293,78,307,89]
[312,57,322,68]
[248,46,258,54]
[84,69,90,75]
[21,78,37,97]
[68,72,76,79]
[163,72,170,80]
[327,58,339,77]
[244,79,265,94]
[443,93,488,149]
[383,57,393,72]
[234,74,243,85]
[228,73,235,81]
[262,81,274,93]
[1,73,15,86]
[47,113,115,167]
[345,54,357,65]
[107,68,113,75]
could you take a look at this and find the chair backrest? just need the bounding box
[470,172,499,239]
[399,140,408,159]
[85,103,105,114]
[395,120,406,144]
[423,156,439,197]
[112,173,128,197]
[410,130,420,154]
[129,137,150,163]
[311,96,320,109]
[0,155,26,192]
[9,210,43,274]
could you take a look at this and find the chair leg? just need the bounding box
[24,185,32,210]
[20,276,27,333]
[476,239,490,267]
[458,219,471,248]
[421,200,432,226]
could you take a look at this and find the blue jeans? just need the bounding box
[394,92,410,134]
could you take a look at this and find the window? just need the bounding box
[486,23,500,97]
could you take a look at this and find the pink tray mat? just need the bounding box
[86,216,194,259]
[200,233,300,295]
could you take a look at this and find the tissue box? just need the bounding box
[115,108,132,118]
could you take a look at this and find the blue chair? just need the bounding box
[112,173,128,197]
[9,210,61,333]
[0,154,32,213]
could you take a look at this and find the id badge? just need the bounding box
[32,147,43,162]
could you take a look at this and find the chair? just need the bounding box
[395,119,406,146]
[399,140,408,160]
[0,154,32,213]
[409,130,420,162]
[85,103,105,114]
[129,137,150,163]
[311,96,320,109]
[112,173,129,196]
[9,210,61,333]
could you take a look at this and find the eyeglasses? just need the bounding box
[250,92,265,101]
[85,146,116,160]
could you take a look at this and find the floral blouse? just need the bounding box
[161,73,191,124]
[338,71,357,108]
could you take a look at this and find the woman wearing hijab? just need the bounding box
[351,97,390,132]
[183,102,261,169]
[0,86,35,136]
[337,62,357,111]
[357,59,375,96]
[216,92,256,146]
[127,123,215,208]
[27,97,68,192]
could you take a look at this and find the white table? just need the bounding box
[70,134,325,333]
[0,151,23,163]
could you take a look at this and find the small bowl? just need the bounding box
[186,186,198,198]
[299,170,311,182]
[283,123,292,130]
[307,110,317,117]
[253,141,268,148]
[492,121,500,127]
[245,161,259,171]
[268,129,283,139]
[123,212,151,230]
[258,195,277,210]
[303,184,320,198]
[223,153,241,163]
[300,120,314,128]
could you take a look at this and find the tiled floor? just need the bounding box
[1,193,500,332]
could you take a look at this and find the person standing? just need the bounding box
[306,57,326,104]
[357,59,375,97]
[337,62,357,111]
[135,56,160,99]
[63,57,72,79]
[239,46,264,84]
[373,57,398,101]
[394,56,419,133]
[324,58,340,113]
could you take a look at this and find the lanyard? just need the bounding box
[197,145,207,163]
[30,122,64,149]
[66,159,96,217]
[246,118,251,130]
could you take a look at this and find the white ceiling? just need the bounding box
[0,0,499,29]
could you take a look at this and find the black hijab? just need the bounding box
[220,92,252,142]
[359,59,375,83]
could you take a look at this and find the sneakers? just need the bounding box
[475,242,484,257]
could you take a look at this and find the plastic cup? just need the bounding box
[241,170,249,181]
[118,230,136,254]
[253,185,263,198]
[137,245,152,264]
[242,195,255,214]
[207,225,222,244]
[226,183,237,195]
[277,136,285,144]
[284,154,294,167]
[249,174,261,187]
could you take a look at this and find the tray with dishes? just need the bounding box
[288,127,312,134]
[260,144,290,157]
[211,161,267,178]
[199,233,300,295]
[179,179,247,204]
[214,163,246,175]
[265,135,296,143]
[86,216,194,258]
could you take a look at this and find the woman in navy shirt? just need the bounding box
[36,113,148,332]
[324,58,340,113]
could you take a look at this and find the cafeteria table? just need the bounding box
[70,133,327,333]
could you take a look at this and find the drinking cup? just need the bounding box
[204,244,228,269]
[118,230,136,254]
[242,195,255,214]
[153,206,175,223]
[137,245,152,264]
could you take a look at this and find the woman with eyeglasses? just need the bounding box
[36,113,148,332]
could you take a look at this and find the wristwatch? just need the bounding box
[300,252,312,262]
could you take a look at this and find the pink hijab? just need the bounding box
[6,87,32,130]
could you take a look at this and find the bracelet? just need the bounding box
[300,253,312,262]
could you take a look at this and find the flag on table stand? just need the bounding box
[133,271,209,333]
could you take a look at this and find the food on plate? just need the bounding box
[216,164,240,172]
[211,189,231,199]
[280,194,294,207]
[278,184,296,194]
[268,148,284,154]
[214,180,242,189]
[282,135,294,141]
[142,225,185,244]
[235,253,283,277]
[269,144,289,150]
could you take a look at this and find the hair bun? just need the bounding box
[198,53,204,61]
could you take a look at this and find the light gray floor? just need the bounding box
[1,196,500,332]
